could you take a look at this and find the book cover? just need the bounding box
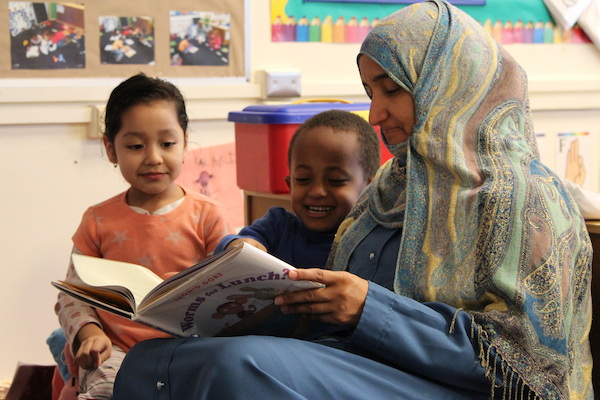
[52,243,321,338]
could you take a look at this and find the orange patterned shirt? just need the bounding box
[56,187,234,352]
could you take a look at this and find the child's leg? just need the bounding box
[77,344,125,400]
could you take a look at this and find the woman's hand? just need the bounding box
[226,238,267,253]
[74,323,112,370]
[274,269,369,327]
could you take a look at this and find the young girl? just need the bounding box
[55,73,234,400]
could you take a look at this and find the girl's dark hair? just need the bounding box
[103,73,188,143]
[287,109,381,180]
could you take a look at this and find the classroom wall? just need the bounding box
[1,0,600,382]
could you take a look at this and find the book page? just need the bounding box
[71,254,163,309]
[51,281,134,319]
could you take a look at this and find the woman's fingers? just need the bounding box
[275,269,369,326]
[286,268,338,285]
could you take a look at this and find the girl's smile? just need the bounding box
[103,100,188,213]
[141,172,167,180]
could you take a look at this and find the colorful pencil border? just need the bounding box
[272,16,592,45]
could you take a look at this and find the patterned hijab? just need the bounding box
[329,1,593,398]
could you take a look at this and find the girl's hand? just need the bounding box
[274,269,369,327]
[74,323,112,370]
[226,238,267,253]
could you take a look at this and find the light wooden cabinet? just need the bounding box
[243,190,291,226]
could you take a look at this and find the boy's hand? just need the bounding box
[274,269,369,327]
[74,323,112,370]
[226,238,267,253]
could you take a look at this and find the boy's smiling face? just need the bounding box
[285,126,370,233]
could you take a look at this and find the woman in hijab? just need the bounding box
[113,1,592,399]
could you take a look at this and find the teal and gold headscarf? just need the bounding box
[329,1,593,398]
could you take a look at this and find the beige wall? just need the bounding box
[1,0,600,381]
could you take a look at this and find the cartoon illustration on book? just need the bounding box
[212,294,258,320]
[212,286,292,320]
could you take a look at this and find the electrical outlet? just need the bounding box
[88,105,105,139]
[263,70,301,98]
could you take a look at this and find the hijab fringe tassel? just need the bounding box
[449,309,541,400]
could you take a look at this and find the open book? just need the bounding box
[52,243,321,338]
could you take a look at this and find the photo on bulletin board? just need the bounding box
[99,16,155,65]
[169,10,230,66]
[1,0,245,79]
[9,2,85,70]
[556,132,590,189]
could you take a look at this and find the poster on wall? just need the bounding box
[304,0,485,3]
[556,132,591,189]
[542,0,594,30]
[271,0,592,45]
[578,0,600,52]
[175,143,244,229]
[169,10,230,66]
[99,16,155,65]
[9,2,85,69]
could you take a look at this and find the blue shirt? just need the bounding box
[344,224,505,393]
[215,207,335,268]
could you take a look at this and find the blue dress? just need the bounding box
[113,226,515,399]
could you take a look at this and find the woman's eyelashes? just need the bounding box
[362,82,400,98]
[383,80,401,96]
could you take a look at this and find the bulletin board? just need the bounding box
[1,0,246,78]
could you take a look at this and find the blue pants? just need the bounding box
[113,336,491,400]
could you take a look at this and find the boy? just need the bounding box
[215,109,381,268]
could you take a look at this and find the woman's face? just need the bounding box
[359,56,415,145]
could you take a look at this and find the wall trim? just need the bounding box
[0,78,598,127]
